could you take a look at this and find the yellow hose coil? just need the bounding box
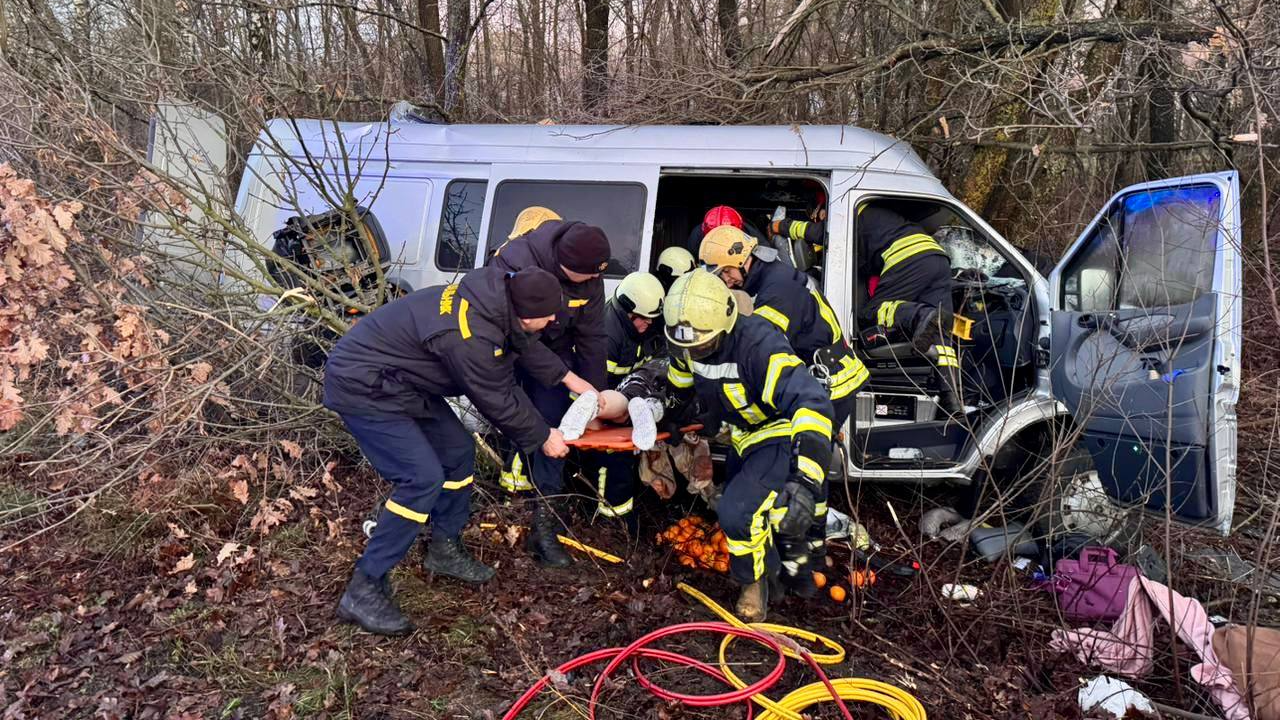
[677,582,927,720]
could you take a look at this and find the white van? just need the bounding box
[234,121,1243,539]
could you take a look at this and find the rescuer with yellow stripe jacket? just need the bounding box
[699,224,868,582]
[487,210,612,568]
[664,269,835,622]
[774,203,961,414]
[323,267,570,636]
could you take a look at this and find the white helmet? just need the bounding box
[655,246,696,290]
[614,272,665,318]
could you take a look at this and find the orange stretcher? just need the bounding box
[566,424,702,452]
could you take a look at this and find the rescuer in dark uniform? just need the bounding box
[698,225,866,592]
[774,203,961,414]
[663,269,835,622]
[323,267,569,636]
[488,211,611,568]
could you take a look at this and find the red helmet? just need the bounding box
[702,205,743,235]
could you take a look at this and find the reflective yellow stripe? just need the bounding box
[732,491,776,579]
[814,501,829,515]
[829,355,870,400]
[723,383,767,424]
[494,347,504,357]
[768,506,788,530]
[877,300,903,328]
[935,344,959,368]
[458,298,472,339]
[762,353,803,407]
[500,455,533,492]
[792,407,833,439]
[568,298,589,308]
[442,475,474,491]
[730,420,793,455]
[607,360,635,375]
[788,220,809,242]
[797,456,825,483]
[595,466,634,517]
[385,499,428,523]
[812,291,842,342]
[881,233,944,274]
[667,363,694,388]
[754,305,790,332]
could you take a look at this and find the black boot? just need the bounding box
[911,306,953,355]
[336,568,414,636]
[424,535,496,584]
[526,501,573,568]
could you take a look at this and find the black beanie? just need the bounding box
[555,224,611,275]
[507,268,562,318]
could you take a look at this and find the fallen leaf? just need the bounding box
[504,525,521,547]
[216,542,241,566]
[229,478,249,505]
[168,553,195,575]
[115,650,144,665]
[279,439,302,460]
[166,522,189,540]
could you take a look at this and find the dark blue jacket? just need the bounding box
[323,267,551,453]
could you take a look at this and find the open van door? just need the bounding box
[1048,171,1242,535]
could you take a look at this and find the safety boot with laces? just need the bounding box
[526,501,573,568]
[424,535,496,583]
[336,568,414,636]
[735,579,770,623]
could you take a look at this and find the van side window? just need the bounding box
[1062,185,1221,312]
[485,180,647,277]
[436,180,487,271]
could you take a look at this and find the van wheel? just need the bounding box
[1030,444,1138,549]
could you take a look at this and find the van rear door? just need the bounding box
[478,164,660,279]
[1047,171,1242,534]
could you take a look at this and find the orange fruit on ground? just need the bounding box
[813,571,827,589]
[829,585,847,603]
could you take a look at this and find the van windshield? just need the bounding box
[485,180,647,276]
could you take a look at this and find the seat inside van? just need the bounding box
[852,198,1040,465]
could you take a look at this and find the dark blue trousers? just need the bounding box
[500,372,570,496]
[582,450,639,531]
[341,404,476,580]
[719,441,791,586]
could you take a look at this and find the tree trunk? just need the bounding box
[957,0,1063,215]
[417,0,446,97]
[444,0,471,114]
[582,0,609,110]
[248,0,274,68]
[1143,0,1176,177]
[717,0,741,62]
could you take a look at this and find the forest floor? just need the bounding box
[0,451,1272,720]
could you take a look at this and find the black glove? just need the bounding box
[773,478,817,539]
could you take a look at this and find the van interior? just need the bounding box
[850,198,1039,467]
[649,174,1040,467]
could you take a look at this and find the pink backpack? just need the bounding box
[1046,547,1138,622]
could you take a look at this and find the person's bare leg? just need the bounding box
[597,390,629,422]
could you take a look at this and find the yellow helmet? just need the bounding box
[698,225,757,272]
[614,272,665,318]
[664,268,738,360]
[508,206,562,239]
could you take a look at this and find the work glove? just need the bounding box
[772,478,817,539]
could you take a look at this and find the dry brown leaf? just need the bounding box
[278,439,303,460]
[216,542,241,566]
[229,478,249,505]
[168,553,195,575]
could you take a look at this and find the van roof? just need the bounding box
[261,120,939,179]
